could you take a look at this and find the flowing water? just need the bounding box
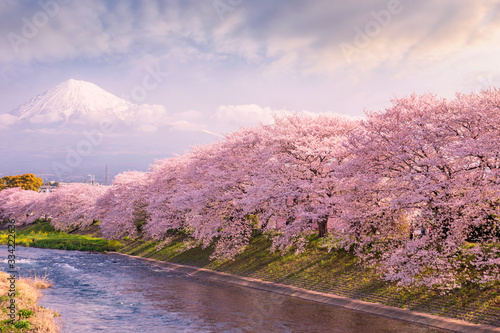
[0,246,448,333]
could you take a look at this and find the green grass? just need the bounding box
[0,319,30,332]
[0,221,122,252]
[18,309,35,319]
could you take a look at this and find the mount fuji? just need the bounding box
[0,79,212,181]
[11,79,136,125]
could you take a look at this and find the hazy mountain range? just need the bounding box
[0,79,215,182]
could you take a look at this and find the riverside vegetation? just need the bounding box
[1,220,499,328]
[0,270,59,332]
[0,221,121,252]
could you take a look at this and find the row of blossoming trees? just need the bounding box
[1,90,500,288]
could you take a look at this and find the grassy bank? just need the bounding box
[119,234,500,328]
[0,222,121,252]
[2,222,499,328]
[0,271,59,332]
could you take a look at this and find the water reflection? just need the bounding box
[0,246,446,333]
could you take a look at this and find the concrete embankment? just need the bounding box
[111,252,500,333]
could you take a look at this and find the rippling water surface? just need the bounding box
[0,246,447,333]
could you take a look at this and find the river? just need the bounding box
[0,246,448,332]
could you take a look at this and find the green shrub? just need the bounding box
[14,320,31,329]
[18,309,34,318]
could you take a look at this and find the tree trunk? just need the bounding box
[318,220,328,238]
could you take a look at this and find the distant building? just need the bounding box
[39,185,56,194]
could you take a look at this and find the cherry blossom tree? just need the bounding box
[179,128,267,259]
[44,183,107,231]
[144,114,358,258]
[338,89,500,287]
[144,154,196,239]
[0,187,46,224]
[240,114,359,252]
[143,129,266,259]
[96,171,150,238]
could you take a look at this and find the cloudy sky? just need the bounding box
[1,0,500,179]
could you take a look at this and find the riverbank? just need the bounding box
[118,234,500,331]
[0,271,59,332]
[0,222,121,252]
[2,222,500,331]
[111,252,499,333]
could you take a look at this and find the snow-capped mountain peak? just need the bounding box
[12,79,134,124]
